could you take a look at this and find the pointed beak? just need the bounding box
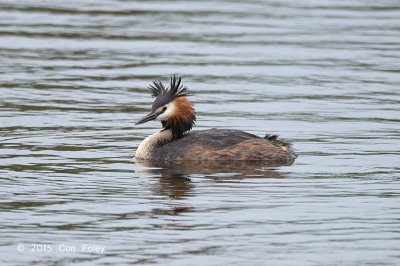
[135,111,159,125]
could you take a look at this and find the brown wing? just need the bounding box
[152,129,296,163]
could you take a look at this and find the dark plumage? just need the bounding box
[149,129,297,163]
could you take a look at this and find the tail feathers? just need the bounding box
[264,134,278,141]
[264,133,291,147]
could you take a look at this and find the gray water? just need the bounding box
[1,0,400,265]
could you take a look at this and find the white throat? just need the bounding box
[135,129,173,160]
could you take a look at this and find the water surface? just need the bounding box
[1,0,400,265]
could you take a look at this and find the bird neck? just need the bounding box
[135,129,173,160]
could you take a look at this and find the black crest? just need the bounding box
[149,75,191,110]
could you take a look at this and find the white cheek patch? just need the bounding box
[156,102,174,121]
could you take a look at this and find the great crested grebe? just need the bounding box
[135,76,297,164]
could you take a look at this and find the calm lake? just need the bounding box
[1,0,400,265]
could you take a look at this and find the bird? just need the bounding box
[135,76,297,164]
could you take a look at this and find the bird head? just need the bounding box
[136,76,196,138]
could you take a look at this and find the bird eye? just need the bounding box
[162,106,167,111]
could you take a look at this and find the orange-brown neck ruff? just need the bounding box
[162,97,196,139]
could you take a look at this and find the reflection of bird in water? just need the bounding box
[135,160,289,226]
[135,160,289,229]
[135,76,297,165]
[156,173,193,200]
[136,160,288,180]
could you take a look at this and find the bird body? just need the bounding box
[136,128,296,164]
[135,76,297,164]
